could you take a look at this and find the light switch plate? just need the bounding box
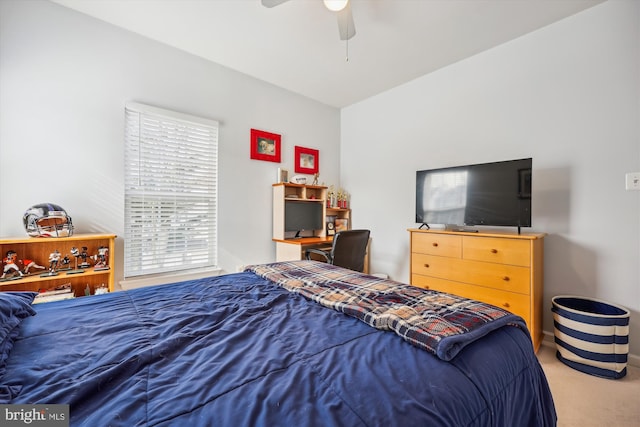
[625,172,640,190]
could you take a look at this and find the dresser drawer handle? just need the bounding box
[503,302,511,308]
[491,249,498,254]
[423,263,430,268]
[432,242,439,247]
[502,276,510,281]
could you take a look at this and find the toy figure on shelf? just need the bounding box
[44,250,61,276]
[21,258,46,274]
[70,247,80,268]
[79,247,91,269]
[92,246,109,271]
[67,247,85,275]
[1,250,23,279]
[59,255,72,271]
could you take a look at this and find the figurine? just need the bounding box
[22,258,46,274]
[70,247,80,269]
[47,250,61,274]
[67,247,85,275]
[59,255,72,271]
[92,246,109,271]
[2,250,23,279]
[79,247,91,268]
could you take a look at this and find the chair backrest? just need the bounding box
[330,229,370,272]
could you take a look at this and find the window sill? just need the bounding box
[119,267,222,290]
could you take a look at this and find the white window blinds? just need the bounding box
[124,102,218,278]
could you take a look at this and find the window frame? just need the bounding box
[123,102,219,279]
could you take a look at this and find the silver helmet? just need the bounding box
[23,203,74,237]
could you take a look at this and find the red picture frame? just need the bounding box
[250,129,281,163]
[294,146,319,174]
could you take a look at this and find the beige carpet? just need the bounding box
[537,343,640,426]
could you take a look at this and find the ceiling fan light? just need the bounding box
[323,0,348,12]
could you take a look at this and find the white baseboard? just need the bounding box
[542,330,639,368]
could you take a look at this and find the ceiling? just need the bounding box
[52,0,604,108]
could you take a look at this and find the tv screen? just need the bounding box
[416,158,532,230]
[285,201,323,235]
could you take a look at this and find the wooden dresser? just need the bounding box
[408,229,545,351]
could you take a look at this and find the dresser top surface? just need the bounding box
[408,228,545,240]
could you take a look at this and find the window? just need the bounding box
[124,102,218,278]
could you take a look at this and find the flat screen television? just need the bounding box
[285,201,323,238]
[415,158,532,233]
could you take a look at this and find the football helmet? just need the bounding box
[23,203,74,237]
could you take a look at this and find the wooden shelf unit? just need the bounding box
[273,183,352,240]
[408,228,545,351]
[273,183,361,265]
[0,233,116,297]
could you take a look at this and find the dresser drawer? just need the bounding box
[412,254,530,294]
[411,233,461,258]
[411,274,531,326]
[463,236,530,267]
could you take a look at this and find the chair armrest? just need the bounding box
[305,248,332,263]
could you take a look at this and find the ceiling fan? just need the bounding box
[261,0,356,41]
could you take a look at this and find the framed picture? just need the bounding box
[250,128,281,163]
[335,218,349,232]
[294,146,319,174]
[277,167,289,183]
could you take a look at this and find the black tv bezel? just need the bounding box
[415,158,532,231]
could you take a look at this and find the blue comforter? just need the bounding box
[3,271,556,426]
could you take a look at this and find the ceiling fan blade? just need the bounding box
[336,2,356,40]
[261,0,290,8]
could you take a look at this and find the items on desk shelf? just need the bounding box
[326,216,336,236]
[335,218,349,232]
[289,174,307,185]
[277,167,289,183]
[337,189,349,208]
[326,185,349,208]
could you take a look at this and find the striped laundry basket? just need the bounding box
[552,296,629,379]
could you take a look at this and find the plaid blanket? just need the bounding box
[245,260,527,361]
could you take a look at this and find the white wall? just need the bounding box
[0,0,341,285]
[342,0,640,356]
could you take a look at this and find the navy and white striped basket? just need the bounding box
[552,295,629,379]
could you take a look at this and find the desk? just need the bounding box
[273,237,333,262]
[273,236,369,273]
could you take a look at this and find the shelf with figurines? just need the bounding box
[0,203,116,297]
[0,237,115,296]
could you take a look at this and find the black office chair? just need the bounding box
[305,229,370,272]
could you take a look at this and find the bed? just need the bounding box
[0,260,556,426]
